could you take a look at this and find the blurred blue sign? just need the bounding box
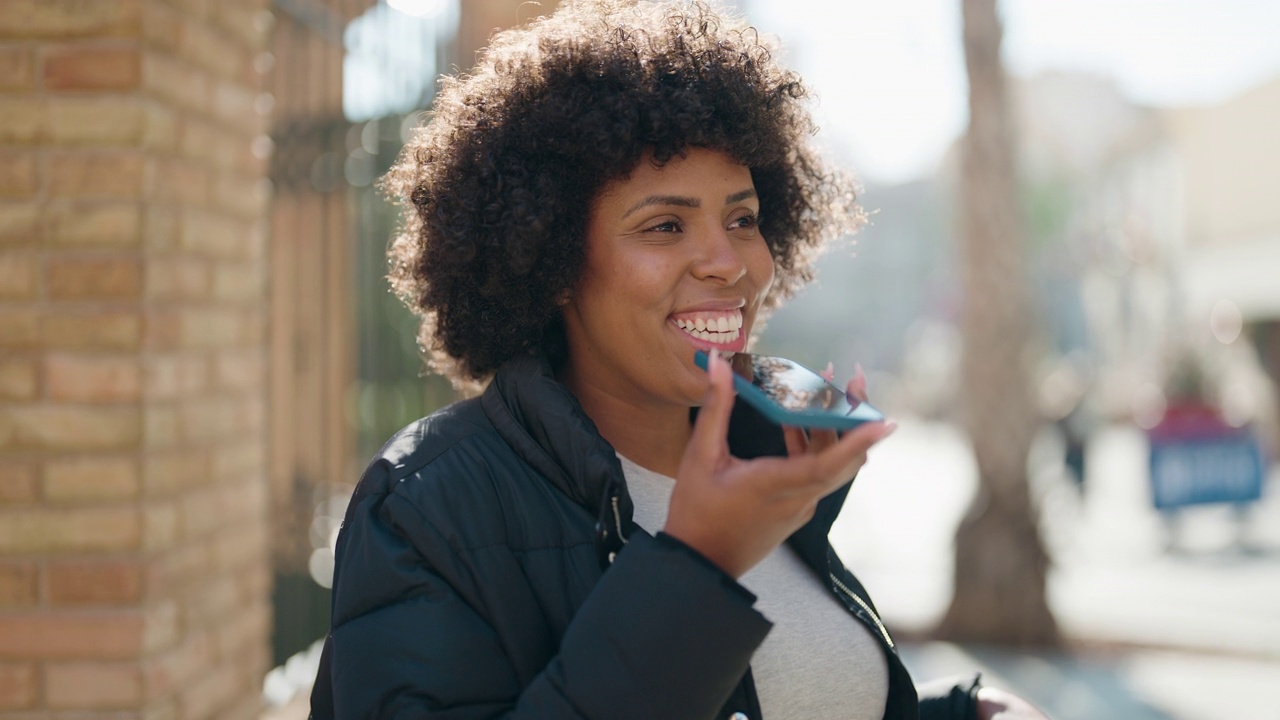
[1148,405,1265,509]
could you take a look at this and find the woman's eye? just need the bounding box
[646,220,681,233]
[730,213,759,230]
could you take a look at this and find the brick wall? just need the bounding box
[0,1,273,717]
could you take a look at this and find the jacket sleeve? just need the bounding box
[320,462,772,720]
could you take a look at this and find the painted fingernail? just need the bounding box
[820,361,835,382]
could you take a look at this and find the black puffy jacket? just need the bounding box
[310,355,978,719]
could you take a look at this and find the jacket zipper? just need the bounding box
[829,572,894,649]
[611,495,627,544]
[605,494,628,564]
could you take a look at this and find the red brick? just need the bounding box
[43,310,142,351]
[210,261,263,303]
[142,1,183,55]
[210,79,255,127]
[44,454,140,503]
[142,355,208,400]
[143,599,178,652]
[142,207,177,252]
[211,174,269,219]
[0,561,38,607]
[5,406,141,452]
[0,505,141,553]
[0,252,38,300]
[0,358,38,400]
[180,309,243,348]
[0,464,37,504]
[181,21,243,80]
[214,598,268,661]
[178,397,239,441]
[44,355,141,403]
[0,97,41,144]
[180,485,222,539]
[145,257,209,301]
[180,119,240,170]
[46,96,146,146]
[0,151,37,198]
[45,660,142,709]
[46,255,143,301]
[0,661,37,710]
[0,308,39,351]
[143,450,206,497]
[142,103,179,153]
[142,310,180,350]
[0,610,143,659]
[47,153,147,199]
[142,404,179,448]
[0,203,41,245]
[0,47,35,92]
[142,631,213,700]
[46,202,142,248]
[186,575,236,624]
[145,543,206,598]
[141,499,179,551]
[177,660,239,720]
[147,158,208,206]
[179,209,250,259]
[44,45,142,91]
[0,0,143,39]
[211,519,266,574]
[142,52,207,113]
[211,3,270,51]
[47,559,143,605]
[212,350,261,392]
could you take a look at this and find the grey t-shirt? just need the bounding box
[618,455,889,720]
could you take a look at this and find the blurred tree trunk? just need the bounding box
[936,0,1058,645]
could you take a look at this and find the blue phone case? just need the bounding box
[693,350,884,430]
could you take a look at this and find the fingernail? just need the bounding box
[854,363,866,389]
[877,421,898,440]
[820,361,835,382]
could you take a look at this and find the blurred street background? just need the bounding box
[3,0,1279,718]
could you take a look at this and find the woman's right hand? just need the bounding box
[663,352,895,578]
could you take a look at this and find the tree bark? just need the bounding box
[936,0,1058,645]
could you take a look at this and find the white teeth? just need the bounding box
[673,311,745,344]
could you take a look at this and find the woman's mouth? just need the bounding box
[671,310,744,348]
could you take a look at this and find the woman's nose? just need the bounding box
[690,227,747,285]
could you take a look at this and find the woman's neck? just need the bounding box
[560,375,693,478]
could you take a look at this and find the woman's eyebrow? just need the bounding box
[620,188,758,219]
[622,194,700,219]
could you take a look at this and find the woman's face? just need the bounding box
[562,147,775,409]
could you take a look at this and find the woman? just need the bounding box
[311,1,1047,718]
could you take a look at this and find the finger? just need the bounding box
[847,363,868,403]
[687,352,736,463]
[782,425,808,456]
[819,361,835,383]
[806,427,839,453]
[806,421,896,488]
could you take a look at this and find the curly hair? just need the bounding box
[382,0,862,385]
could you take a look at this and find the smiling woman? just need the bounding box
[308,1,1041,719]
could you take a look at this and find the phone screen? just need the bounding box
[695,351,885,430]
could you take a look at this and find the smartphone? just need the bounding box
[693,350,885,430]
